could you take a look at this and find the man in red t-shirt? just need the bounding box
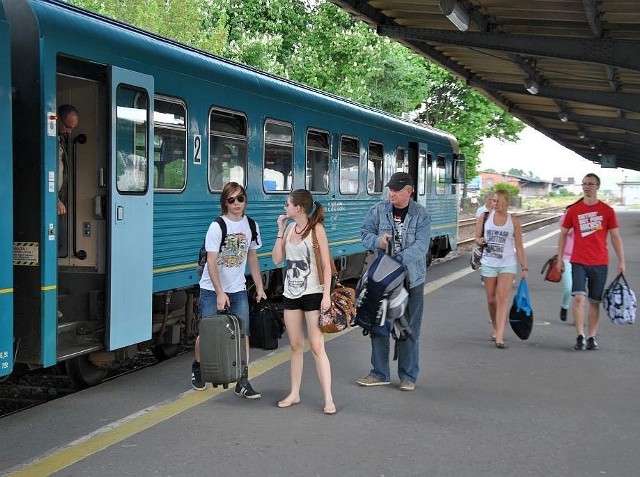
[557,173,626,351]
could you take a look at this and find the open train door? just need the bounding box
[108,67,154,349]
[0,3,13,377]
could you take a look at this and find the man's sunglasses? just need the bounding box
[226,195,245,204]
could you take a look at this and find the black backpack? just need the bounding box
[197,215,259,276]
[354,252,410,337]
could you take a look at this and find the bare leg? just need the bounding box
[587,300,600,337]
[278,309,304,406]
[483,276,498,339]
[305,310,335,413]
[573,294,586,336]
[195,335,200,362]
[494,273,515,344]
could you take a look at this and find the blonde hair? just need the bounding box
[495,189,510,207]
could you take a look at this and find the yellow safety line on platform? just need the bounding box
[8,228,560,477]
[6,334,334,477]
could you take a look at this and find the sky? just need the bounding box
[478,126,639,191]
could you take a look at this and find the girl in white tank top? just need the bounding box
[271,189,336,415]
[474,190,528,349]
[481,211,517,267]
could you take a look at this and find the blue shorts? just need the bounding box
[283,293,323,312]
[199,288,250,335]
[571,263,608,303]
[480,263,517,277]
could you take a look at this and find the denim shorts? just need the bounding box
[283,293,323,312]
[199,288,250,335]
[480,263,517,277]
[571,263,608,302]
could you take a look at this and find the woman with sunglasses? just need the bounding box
[191,182,267,398]
[271,189,336,415]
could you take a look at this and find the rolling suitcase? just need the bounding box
[199,313,245,388]
[249,299,285,350]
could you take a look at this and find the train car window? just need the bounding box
[209,109,248,191]
[426,153,434,195]
[418,149,427,196]
[340,136,359,194]
[153,97,186,192]
[452,153,466,184]
[306,129,330,194]
[367,142,383,194]
[115,87,149,194]
[436,154,446,195]
[396,147,405,171]
[264,120,293,192]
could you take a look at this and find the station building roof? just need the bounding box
[332,0,640,172]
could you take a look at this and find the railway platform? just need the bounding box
[2,208,640,477]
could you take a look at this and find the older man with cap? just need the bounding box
[357,172,432,391]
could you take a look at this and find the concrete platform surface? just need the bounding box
[1,209,639,477]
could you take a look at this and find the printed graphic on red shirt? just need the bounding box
[578,211,604,238]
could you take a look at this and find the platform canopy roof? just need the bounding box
[331,0,640,172]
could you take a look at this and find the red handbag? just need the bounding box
[541,255,562,283]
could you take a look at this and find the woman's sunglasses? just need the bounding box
[226,195,245,204]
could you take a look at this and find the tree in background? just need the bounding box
[492,182,520,197]
[71,0,229,53]
[417,65,524,184]
[69,0,524,182]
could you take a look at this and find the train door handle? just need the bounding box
[116,205,124,220]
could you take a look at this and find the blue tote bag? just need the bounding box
[509,279,534,340]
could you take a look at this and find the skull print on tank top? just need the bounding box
[283,225,324,298]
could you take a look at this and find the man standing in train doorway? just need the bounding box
[556,173,626,351]
[356,172,431,391]
[57,104,79,258]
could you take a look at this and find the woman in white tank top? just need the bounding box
[271,189,336,415]
[474,190,528,348]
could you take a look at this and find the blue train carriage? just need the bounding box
[5,0,462,385]
[0,1,13,378]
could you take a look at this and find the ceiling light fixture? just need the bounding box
[523,77,540,95]
[438,0,471,32]
[558,111,569,122]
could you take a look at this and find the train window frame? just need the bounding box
[453,153,466,184]
[367,141,384,194]
[436,154,447,195]
[264,119,294,193]
[115,86,150,195]
[153,95,187,193]
[418,148,427,196]
[208,107,248,192]
[339,135,360,195]
[426,153,434,195]
[395,147,405,172]
[306,128,330,194]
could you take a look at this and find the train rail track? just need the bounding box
[0,349,186,418]
[457,208,563,247]
[0,207,562,419]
